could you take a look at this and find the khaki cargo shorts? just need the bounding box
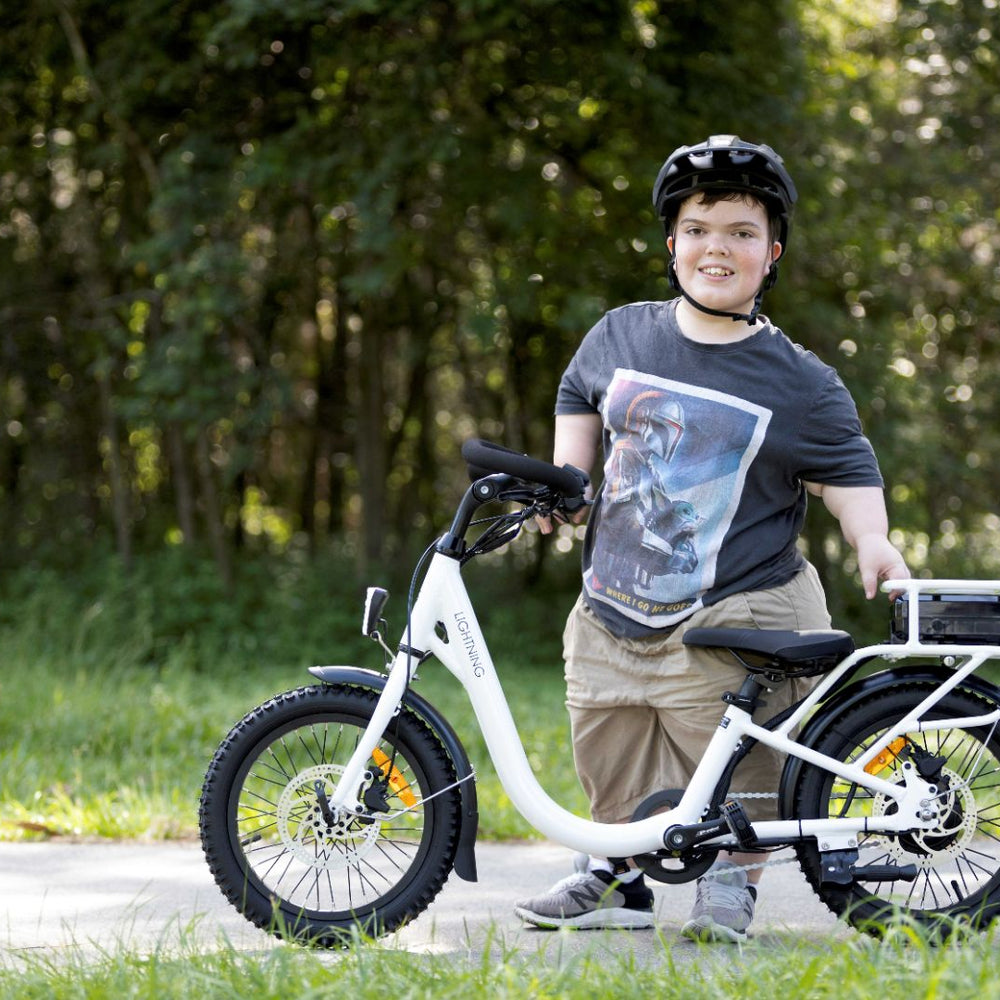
[564,564,831,823]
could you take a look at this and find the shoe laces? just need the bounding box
[696,874,753,914]
[547,871,602,894]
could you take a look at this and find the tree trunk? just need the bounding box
[357,318,386,571]
[96,366,133,572]
[166,422,196,544]
[196,429,233,593]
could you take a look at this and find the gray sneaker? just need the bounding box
[680,860,756,943]
[514,857,655,930]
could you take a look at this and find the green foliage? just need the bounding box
[2,0,1000,625]
[0,548,366,670]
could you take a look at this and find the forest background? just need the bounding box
[2,0,999,670]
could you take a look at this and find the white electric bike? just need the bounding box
[200,438,1000,944]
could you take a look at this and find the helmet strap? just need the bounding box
[668,257,766,325]
[677,284,764,325]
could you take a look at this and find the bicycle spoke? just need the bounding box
[229,716,431,915]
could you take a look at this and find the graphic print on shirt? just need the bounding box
[586,368,772,628]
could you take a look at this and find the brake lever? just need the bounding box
[558,495,592,515]
[496,484,547,506]
[556,463,591,515]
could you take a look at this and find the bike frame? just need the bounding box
[328,561,1000,859]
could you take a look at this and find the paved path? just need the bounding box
[0,840,847,963]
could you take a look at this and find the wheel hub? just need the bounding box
[872,767,977,868]
[276,764,382,870]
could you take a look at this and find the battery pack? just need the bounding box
[892,593,1000,644]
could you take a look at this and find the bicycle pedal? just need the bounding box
[721,800,757,849]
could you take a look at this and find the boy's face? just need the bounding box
[666,194,782,317]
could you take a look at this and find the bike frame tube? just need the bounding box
[771,646,1000,766]
[328,564,1000,858]
[766,578,1000,764]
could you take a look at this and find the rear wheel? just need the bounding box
[794,684,1000,935]
[199,684,461,945]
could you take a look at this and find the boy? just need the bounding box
[514,135,908,942]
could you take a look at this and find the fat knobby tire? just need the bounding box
[199,683,462,946]
[794,682,1000,937]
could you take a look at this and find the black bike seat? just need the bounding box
[683,628,855,676]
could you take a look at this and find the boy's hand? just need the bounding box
[536,513,557,535]
[809,483,909,601]
[536,503,590,535]
[856,533,910,601]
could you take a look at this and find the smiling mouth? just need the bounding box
[699,266,733,277]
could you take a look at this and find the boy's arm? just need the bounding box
[538,413,602,535]
[805,482,910,599]
[553,412,602,471]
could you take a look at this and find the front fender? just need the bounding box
[778,664,1000,819]
[308,665,479,882]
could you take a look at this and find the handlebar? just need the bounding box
[437,439,590,559]
[461,439,588,500]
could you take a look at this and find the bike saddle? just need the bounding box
[683,627,855,677]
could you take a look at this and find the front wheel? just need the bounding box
[199,684,462,945]
[794,683,1000,936]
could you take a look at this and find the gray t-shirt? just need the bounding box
[556,299,883,638]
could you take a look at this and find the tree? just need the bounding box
[3,0,999,631]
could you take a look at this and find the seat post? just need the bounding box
[721,674,769,716]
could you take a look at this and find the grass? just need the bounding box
[0,552,586,841]
[7,554,1000,991]
[3,922,1000,998]
[0,651,586,842]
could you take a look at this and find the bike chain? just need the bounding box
[701,852,800,879]
[702,791,802,880]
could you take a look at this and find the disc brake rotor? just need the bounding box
[275,763,382,870]
[872,767,977,868]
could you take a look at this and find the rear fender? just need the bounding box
[308,665,479,882]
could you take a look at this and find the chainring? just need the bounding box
[630,788,720,884]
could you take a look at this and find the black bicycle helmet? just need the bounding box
[653,135,797,251]
[652,135,798,323]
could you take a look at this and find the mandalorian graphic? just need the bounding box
[594,390,704,592]
[585,369,771,627]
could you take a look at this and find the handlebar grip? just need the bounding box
[461,439,586,498]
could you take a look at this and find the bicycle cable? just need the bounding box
[375,489,555,804]
[372,538,438,797]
